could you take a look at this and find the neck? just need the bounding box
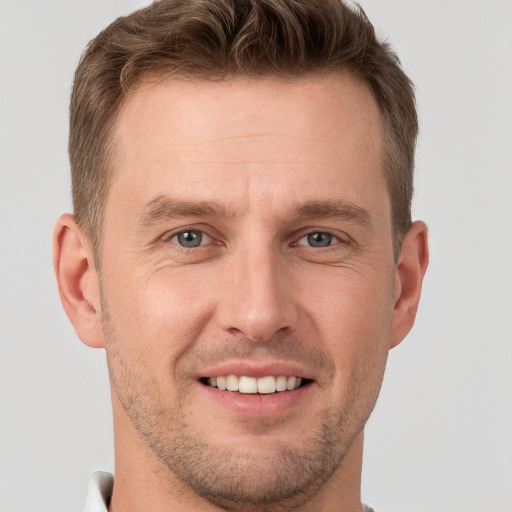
[109,395,365,512]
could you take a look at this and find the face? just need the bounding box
[100,75,397,508]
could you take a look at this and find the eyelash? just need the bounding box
[166,228,347,249]
[168,229,213,248]
[295,231,344,248]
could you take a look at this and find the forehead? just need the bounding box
[108,74,387,220]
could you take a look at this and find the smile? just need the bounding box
[204,375,306,394]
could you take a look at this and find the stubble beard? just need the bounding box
[102,306,385,512]
[133,400,352,511]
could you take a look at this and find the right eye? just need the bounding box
[297,231,336,248]
[169,230,212,248]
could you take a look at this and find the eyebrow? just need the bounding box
[291,200,372,227]
[136,196,371,228]
[136,195,238,228]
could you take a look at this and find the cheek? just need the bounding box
[305,268,394,382]
[101,264,218,378]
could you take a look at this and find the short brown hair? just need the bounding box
[69,0,418,259]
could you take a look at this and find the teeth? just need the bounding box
[226,375,239,391]
[239,376,258,393]
[207,375,304,394]
[287,376,296,391]
[217,375,227,391]
[257,376,276,394]
[276,375,287,392]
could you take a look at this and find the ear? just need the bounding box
[389,221,429,349]
[53,214,105,348]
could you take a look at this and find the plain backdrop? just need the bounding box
[1,1,511,511]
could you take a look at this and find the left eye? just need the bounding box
[297,232,337,248]
[170,230,212,248]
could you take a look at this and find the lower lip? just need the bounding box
[200,382,312,417]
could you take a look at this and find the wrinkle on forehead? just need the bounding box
[115,74,383,145]
[108,74,388,236]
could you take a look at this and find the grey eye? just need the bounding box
[298,232,334,247]
[172,230,210,247]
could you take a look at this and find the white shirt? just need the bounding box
[84,471,377,512]
[84,472,113,512]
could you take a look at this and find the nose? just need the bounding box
[215,242,299,343]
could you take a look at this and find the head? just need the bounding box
[56,2,428,511]
[69,0,417,262]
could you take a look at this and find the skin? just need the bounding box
[54,74,428,512]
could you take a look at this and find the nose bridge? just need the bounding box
[217,235,297,342]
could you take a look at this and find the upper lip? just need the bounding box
[196,360,314,380]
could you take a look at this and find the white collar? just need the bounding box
[84,471,113,512]
[83,471,376,512]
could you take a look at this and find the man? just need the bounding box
[53,0,428,511]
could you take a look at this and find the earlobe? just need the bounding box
[389,221,429,349]
[53,214,105,348]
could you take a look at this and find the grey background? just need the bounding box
[1,1,511,511]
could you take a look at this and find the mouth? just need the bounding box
[200,375,311,394]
